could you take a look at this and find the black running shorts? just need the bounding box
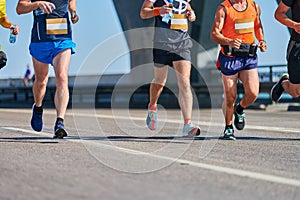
[287,40,300,84]
[153,39,193,67]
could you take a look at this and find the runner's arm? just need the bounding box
[140,0,171,19]
[16,0,55,15]
[0,16,12,29]
[210,6,242,49]
[186,3,196,22]
[254,3,266,52]
[0,16,20,34]
[69,0,79,24]
[275,1,300,34]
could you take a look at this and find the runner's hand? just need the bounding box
[71,11,79,24]
[258,40,267,52]
[293,22,300,34]
[186,10,196,22]
[11,25,20,35]
[160,5,172,15]
[228,38,243,49]
[37,1,55,14]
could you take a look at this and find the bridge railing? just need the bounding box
[1,65,299,108]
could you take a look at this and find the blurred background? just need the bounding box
[0,0,298,109]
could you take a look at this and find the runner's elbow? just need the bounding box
[140,12,147,19]
[210,32,217,43]
[16,7,24,15]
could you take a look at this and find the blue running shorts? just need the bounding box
[218,52,258,76]
[29,40,76,64]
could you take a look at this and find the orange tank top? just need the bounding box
[221,0,257,44]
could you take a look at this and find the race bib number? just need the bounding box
[46,18,68,35]
[170,14,188,31]
[234,18,254,34]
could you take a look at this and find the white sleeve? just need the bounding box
[149,0,156,3]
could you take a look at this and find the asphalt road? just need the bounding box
[0,108,299,200]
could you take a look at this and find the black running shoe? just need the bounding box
[223,127,236,140]
[270,73,289,102]
[234,105,245,131]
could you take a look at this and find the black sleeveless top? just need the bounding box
[31,0,72,42]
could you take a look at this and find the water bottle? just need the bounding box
[162,0,174,23]
[34,6,55,16]
[9,26,16,44]
[168,0,174,8]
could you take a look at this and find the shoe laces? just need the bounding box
[237,112,245,122]
[55,121,64,129]
[224,128,233,135]
[148,111,156,120]
[184,123,195,131]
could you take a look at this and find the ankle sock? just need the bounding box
[149,104,157,111]
[184,118,191,125]
[55,117,64,126]
[34,105,43,113]
[225,124,233,129]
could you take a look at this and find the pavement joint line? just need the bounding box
[1,126,300,188]
[0,109,299,134]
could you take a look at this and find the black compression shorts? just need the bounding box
[153,39,193,67]
[287,40,300,84]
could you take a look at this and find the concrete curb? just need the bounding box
[266,103,300,112]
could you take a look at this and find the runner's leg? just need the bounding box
[52,49,71,119]
[173,60,192,121]
[32,57,49,107]
[221,73,238,126]
[238,68,259,108]
[149,65,168,106]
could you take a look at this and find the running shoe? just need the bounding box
[30,103,43,132]
[270,73,289,102]
[182,123,200,137]
[223,127,236,140]
[234,105,245,131]
[146,104,157,130]
[53,121,68,139]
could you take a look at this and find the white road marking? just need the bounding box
[1,126,300,187]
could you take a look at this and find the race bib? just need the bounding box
[46,18,68,35]
[234,18,254,34]
[170,14,188,31]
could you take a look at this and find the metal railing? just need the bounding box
[1,64,299,108]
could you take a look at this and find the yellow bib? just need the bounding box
[170,14,188,31]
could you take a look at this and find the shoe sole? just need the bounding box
[270,74,289,102]
[187,127,200,138]
[31,121,42,132]
[270,83,281,103]
[223,136,236,140]
[146,116,157,131]
[53,128,68,139]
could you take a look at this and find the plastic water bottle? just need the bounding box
[34,6,55,16]
[168,0,174,8]
[162,0,174,23]
[9,26,16,44]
